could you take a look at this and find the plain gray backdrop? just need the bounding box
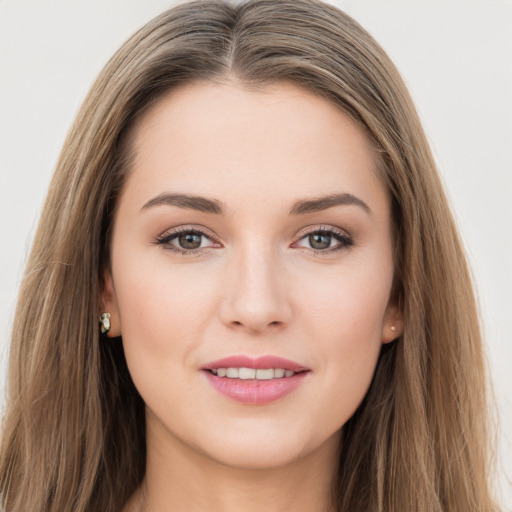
[1,0,511,508]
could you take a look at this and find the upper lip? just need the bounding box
[202,355,309,372]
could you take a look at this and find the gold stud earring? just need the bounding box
[99,312,111,334]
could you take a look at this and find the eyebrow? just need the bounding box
[141,193,225,214]
[289,193,371,215]
[141,191,371,216]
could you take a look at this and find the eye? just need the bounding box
[292,228,353,253]
[175,232,206,250]
[154,227,220,254]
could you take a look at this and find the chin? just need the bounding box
[195,420,341,471]
[203,441,310,470]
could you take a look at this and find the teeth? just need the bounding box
[255,368,274,380]
[211,367,296,379]
[238,367,256,379]
[226,368,238,378]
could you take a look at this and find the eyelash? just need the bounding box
[153,226,354,256]
[293,226,354,255]
[153,227,221,255]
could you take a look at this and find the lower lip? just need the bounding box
[203,371,309,405]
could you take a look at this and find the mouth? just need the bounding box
[208,367,300,379]
[202,355,310,404]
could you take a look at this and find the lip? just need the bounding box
[201,355,310,405]
[202,355,309,372]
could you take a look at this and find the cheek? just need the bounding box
[296,256,392,418]
[112,250,218,373]
[111,259,223,423]
[298,256,392,345]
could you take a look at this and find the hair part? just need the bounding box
[0,1,498,511]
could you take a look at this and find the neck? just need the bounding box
[127,414,340,512]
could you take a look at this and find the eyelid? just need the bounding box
[156,224,219,241]
[295,224,350,238]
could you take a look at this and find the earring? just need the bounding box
[99,312,111,334]
[390,326,397,332]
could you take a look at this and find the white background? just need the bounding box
[1,0,510,508]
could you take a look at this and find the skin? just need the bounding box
[104,80,403,512]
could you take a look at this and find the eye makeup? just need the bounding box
[153,223,354,257]
[153,226,222,255]
[291,225,354,255]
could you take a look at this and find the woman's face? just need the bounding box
[104,81,402,470]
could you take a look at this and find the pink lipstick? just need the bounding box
[201,355,310,405]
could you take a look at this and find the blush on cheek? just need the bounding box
[118,269,213,364]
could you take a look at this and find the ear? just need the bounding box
[381,300,404,344]
[100,271,122,338]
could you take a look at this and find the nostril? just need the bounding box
[229,319,283,331]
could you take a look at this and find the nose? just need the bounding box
[219,246,292,334]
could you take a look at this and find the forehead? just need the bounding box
[123,80,387,214]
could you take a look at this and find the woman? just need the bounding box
[0,0,499,511]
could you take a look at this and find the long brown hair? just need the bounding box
[0,1,498,510]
